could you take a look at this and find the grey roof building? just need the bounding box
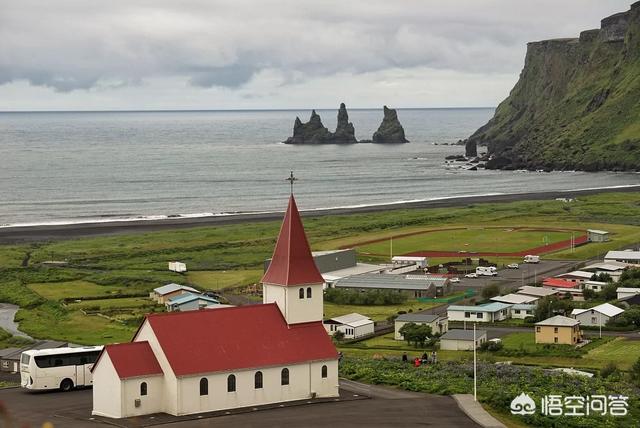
[440,329,487,341]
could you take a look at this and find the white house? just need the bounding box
[571,303,625,327]
[323,313,374,339]
[617,287,640,300]
[587,229,609,242]
[583,281,607,293]
[510,304,536,319]
[439,329,487,351]
[605,250,640,264]
[150,283,199,304]
[165,293,222,312]
[93,195,339,419]
[447,302,512,323]
[394,313,448,340]
[555,270,594,285]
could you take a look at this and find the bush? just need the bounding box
[481,284,500,300]
[324,288,407,305]
[479,340,503,352]
[600,362,617,379]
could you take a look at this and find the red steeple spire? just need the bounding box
[261,195,324,286]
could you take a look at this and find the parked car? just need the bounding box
[507,263,519,269]
[464,273,478,278]
[450,277,460,283]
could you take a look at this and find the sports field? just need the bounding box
[352,227,585,257]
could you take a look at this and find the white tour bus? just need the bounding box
[20,346,103,391]
[476,266,498,276]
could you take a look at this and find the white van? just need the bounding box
[476,266,497,276]
[524,255,540,264]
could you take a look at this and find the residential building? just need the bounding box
[571,303,625,327]
[582,261,628,282]
[447,302,512,323]
[583,281,607,293]
[618,294,640,308]
[490,293,538,305]
[587,229,609,242]
[555,270,594,285]
[92,195,339,419]
[510,304,536,319]
[150,283,199,304]
[323,313,374,339]
[535,316,581,345]
[542,278,580,289]
[605,250,640,264]
[165,293,222,312]
[439,329,487,351]
[617,287,640,300]
[394,313,448,340]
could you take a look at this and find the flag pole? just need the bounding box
[473,323,477,401]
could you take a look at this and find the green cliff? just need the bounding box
[466,2,640,171]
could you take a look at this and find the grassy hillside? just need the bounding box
[466,3,640,171]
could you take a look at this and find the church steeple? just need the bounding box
[262,190,325,325]
[261,194,324,286]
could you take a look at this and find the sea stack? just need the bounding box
[465,139,478,157]
[282,110,331,144]
[327,103,358,144]
[372,106,409,144]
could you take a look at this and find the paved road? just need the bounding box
[0,380,480,428]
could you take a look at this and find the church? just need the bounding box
[91,195,340,418]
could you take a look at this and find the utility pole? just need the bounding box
[390,236,393,261]
[473,323,477,402]
[599,311,602,339]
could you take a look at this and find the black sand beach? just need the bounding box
[1,186,639,244]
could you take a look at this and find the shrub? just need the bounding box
[324,288,407,305]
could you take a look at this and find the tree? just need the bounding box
[598,283,618,301]
[534,296,574,321]
[333,331,345,342]
[481,284,500,300]
[582,288,596,300]
[398,322,432,347]
[591,272,612,283]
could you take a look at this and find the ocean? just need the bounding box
[0,108,638,227]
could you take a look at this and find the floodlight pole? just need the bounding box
[473,323,477,402]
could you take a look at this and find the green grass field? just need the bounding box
[357,228,574,255]
[186,269,263,290]
[324,301,440,321]
[585,337,640,369]
[1,191,640,345]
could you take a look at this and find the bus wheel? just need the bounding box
[60,379,74,392]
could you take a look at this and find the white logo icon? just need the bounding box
[510,393,536,415]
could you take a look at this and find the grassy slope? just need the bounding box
[467,7,640,171]
[1,191,640,344]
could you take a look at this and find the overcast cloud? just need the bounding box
[0,0,631,110]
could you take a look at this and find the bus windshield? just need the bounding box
[21,354,30,365]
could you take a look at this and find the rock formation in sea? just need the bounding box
[283,104,409,144]
[372,106,409,144]
[465,139,478,158]
[462,2,640,171]
[282,110,331,144]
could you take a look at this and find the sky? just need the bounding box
[0,0,631,111]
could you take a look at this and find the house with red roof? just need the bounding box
[92,195,339,419]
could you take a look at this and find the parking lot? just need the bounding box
[0,380,480,428]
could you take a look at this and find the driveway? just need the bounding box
[0,380,480,428]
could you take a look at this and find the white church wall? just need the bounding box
[122,376,165,417]
[92,353,123,418]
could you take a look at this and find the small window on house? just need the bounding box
[199,378,208,396]
[464,312,470,318]
[227,374,236,392]
[299,288,304,299]
[554,337,558,343]
[554,327,558,333]
[307,287,312,298]
[140,382,147,396]
[321,365,328,378]
[476,313,482,319]
[281,368,289,385]
[255,371,263,389]
[536,327,541,333]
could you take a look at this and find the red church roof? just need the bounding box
[96,341,163,379]
[137,304,337,377]
[261,195,325,286]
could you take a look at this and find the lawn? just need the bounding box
[585,337,640,370]
[66,297,155,311]
[27,280,139,300]
[186,269,263,290]
[357,228,575,255]
[323,301,440,322]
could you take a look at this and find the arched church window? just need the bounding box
[306,287,312,298]
[299,288,304,299]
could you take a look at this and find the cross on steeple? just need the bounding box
[286,171,297,195]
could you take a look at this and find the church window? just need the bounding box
[255,371,263,389]
[299,288,304,299]
[321,365,328,378]
[199,378,208,396]
[140,382,147,396]
[281,368,289,385]
[227,374,236,392]
[306,287,312,298]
